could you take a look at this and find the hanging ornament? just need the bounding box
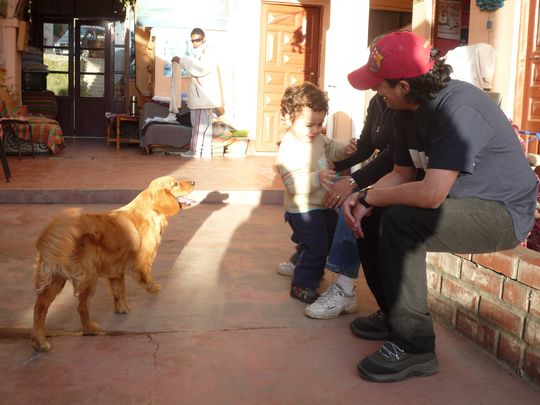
[476,0,505,12]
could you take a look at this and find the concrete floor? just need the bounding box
[0,140,539,404]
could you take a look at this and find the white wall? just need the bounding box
[468,0,521,117]
[324,0,370,141]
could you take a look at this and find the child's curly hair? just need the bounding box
[280,82,329,123]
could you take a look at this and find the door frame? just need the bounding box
[514,0,538,132]
[38,18,114,137]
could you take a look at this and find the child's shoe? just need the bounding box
[276,261,295,276]
[290,283,319,304]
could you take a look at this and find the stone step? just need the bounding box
[0,188,284,205]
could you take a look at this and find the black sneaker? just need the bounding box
[357,341,438,382]
[350,309,390,340]
[290,284,319,304]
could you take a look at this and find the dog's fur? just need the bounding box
[31,176,195,352]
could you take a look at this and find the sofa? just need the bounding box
[139,101,192,154]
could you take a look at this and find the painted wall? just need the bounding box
[468,0,520,117]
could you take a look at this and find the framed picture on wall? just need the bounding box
[437,0,462,40]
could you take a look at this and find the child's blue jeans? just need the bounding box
[285,209,338,289]
[326,205,360,278]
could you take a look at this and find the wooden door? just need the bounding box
[41,19,111,137]
[516,0,540,142]
[256,3,321,152]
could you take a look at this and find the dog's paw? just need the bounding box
[147,283,161,294]
[114,303,131,314]
[82,321,101,335]
[31,338,51,353]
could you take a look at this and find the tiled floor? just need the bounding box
[0,138,282,193]
[1,138,540,403]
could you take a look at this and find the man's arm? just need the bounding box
[364,166,459,209]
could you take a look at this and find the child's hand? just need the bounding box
[345,138,357,155]
[319,169,336,190]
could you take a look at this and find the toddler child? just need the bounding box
[275,82,354,303]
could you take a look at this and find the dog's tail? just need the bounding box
[34,208,87,294]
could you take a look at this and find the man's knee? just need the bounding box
[380,205,417,234]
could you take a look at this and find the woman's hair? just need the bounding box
[386,48,453,104]
[191,27,205,38]
[280,82,328,122]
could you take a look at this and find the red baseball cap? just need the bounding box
[348,31,434,90]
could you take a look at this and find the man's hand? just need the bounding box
[345,138,357,155]
[343,192,372,238]
[324,178,354,208]
[171,56,180,63]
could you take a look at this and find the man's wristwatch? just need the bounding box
[357,187,373,208]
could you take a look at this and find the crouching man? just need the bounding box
[343,31,538,383]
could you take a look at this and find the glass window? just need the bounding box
[47,73,69,96]
[80,51,105,73]
[114,74,124,98]
[80,74,104,97]
[114,48,125,71]
[114,21,125,46]
[43,23,70,54]
[44,53,69,73]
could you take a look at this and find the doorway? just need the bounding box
[42,19,110,137]
[256,3,322,152]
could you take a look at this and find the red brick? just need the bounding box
[461,261,503,298]
[524,318,540,349]
[502,279,530,311]
[426,268,441,293]
[456,253,472,260]
[472,250,518,278]
[517,253,540,290]
[479,298,524,337]
[427,294,454,325]
[531,290,540,318]
[523,350,540,384]
[441,278,479,312]
[456,310,497,353]
[498,334,523,369]
[456,310,478,340]
[427,252,462,278]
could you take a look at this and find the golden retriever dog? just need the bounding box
[31,176,195,352]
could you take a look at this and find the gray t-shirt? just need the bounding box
[394,79,538,241]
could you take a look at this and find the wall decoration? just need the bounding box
[476,0,504,12]
[437,0,462,40]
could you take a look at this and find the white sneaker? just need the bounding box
[180,151,201,158]
[276,261,295,276]
[304,283,358,319]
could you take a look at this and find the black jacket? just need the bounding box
[333,95,395,189]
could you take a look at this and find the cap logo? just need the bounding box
[368,46,384,73]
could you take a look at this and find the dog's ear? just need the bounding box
[153,189,181,216]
